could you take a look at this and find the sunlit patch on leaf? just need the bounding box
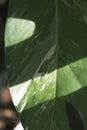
[10,80,31,107]
[10,70,56,112]
[57,57,87,97]
[5,18,36,47]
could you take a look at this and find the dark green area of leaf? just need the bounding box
[58,0,87,67]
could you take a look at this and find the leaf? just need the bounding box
[5,0,87,130]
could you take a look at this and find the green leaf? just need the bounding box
[5,0,87,130]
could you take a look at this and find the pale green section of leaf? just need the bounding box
[10,70,56,112]
[5,18,36,46]
[58,57,87,97]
